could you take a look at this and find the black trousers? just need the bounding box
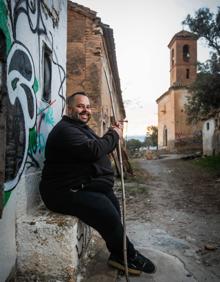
[40,182,136,259]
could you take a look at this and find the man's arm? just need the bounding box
[64,126,121,161]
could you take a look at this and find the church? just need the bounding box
[156,30,202,152]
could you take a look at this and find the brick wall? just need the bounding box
[67,2,125,136]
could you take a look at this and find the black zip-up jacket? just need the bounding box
[40,116,119,194]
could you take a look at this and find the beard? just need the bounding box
[71,111,91,123]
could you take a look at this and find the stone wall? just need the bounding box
[67,3,102,134]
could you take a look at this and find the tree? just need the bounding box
[183,7,220,56]
[185,71,220,123]
[145,126,158,148]
[183,7,220,123]
[126,139,143,155]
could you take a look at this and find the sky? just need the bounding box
[73,0,219,136]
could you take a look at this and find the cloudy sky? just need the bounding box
[73,0,219,136]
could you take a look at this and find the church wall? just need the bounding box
[157,30,202,153]
[157,92,175,149]
[173,88,202,152]
[174,88,193,138]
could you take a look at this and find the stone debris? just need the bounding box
[204,244,218,251]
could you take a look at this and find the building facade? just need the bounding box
[156,30,202,152]
[203,118,216,156]
[0,1,67,280]
[202,111,220,156]
[67,2,126,137]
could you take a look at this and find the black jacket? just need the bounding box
[40,116,119,193]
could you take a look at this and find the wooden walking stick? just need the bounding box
[105,73,130,282]
[117,138,130,282]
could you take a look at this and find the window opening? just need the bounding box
[183,45,190,62]
[186,68,190,79]
[163,126,168,146]
[171,49,174,66]
[42,45,52,103]
[206,122,209,131]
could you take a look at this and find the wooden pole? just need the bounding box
[104,71,130,281]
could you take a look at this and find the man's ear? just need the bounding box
[67,106,71,115]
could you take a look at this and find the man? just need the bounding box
[39,92,156,275]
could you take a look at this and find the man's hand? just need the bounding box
[111,122,123,139]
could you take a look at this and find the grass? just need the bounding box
[126,160,151,197]
[125,159,150,184]
[114,160,150,196]
[192,155,220,175]
[125,184,149,196]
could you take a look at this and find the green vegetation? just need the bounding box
[125,184,149,196]
[183,7,220,123]
[122,160,150,196]
[193,155,220,174]
[126,126,158,158]
[145,126,158,148]
[126,159,150,184]
[126,139,143,156]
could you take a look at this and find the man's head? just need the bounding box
[66,92,92,123]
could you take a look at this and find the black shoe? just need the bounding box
[108,254,142,275]
[130,250,156,274]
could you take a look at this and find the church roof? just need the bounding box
[156,91,169,103]
[168,30,198,48]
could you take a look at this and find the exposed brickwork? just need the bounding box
[170,38,197,86]
[67,2,125,136]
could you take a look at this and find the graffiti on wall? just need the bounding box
[5,42,37,191]
[0,0,66,200]
[27,100,56,169]
[175,130,202,141]
[175,131,185,139]
[76,221,91,259]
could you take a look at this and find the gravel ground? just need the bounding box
[115,155,220,281]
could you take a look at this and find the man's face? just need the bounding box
[68,94,92,123]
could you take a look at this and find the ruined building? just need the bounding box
[67,1,125,136]
[156,30,202,152]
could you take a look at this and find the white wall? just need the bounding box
[203,118,215,156]
[0,1,67,280]
[0,191,16,282]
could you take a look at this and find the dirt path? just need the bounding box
[118,155,220,281]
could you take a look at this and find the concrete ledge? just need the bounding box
[16,204,91,281]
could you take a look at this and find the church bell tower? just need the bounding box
[168,30,198,87]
